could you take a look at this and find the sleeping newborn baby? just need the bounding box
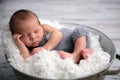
[9,9,92,63]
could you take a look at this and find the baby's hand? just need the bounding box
[31,47,44,55]
[12,33,25,48]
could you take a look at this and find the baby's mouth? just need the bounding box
[32,41,39,46]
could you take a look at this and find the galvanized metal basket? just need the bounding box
[4,23,120,80]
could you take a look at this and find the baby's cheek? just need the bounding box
[21,38,30,46]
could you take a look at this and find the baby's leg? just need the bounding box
[71,27,92,61]
[58,35,88,63]
[72,27,91,48]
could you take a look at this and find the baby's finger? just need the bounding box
[13,34,21,39]
[31,49,38,55]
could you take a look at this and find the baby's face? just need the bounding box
[17,18,44,47]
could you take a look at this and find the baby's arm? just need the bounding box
[13,34,30,59]
[42,24,63,50]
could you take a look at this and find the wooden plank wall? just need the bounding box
[0,0,120,80]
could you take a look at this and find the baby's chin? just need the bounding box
[31,43,39,47]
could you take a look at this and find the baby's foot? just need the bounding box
[58,51,81,63]
[81,49,93,59]
[58,51,72,59]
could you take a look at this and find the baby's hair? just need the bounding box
[9,9,40,34]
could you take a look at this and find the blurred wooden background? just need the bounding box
[0,0,120,80]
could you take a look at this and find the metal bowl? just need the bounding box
[4,23,120,80]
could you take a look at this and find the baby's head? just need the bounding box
[9,9,40,34]
[9,9,44,47]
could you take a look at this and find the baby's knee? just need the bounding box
[72,27,89,42]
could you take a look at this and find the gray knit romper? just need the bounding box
[38,27,90,53]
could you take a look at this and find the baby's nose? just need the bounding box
[30,33,36,40]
